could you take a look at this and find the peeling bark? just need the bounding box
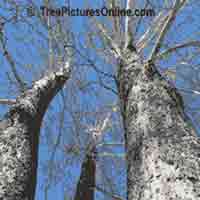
[0,67,71,200]
[117,50,200,200]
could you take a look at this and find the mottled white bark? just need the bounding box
[117,50,200,200]
[124,0,135,49]
[0,65,71,200]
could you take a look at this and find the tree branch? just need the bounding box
[2,60,71,200]
[0,98,16,105]
[124,0,135,49]
[136,11,167,52]
[1,42,27,92]
[91,18,122,59]
[95,185,124,200]
[155,40,200,60]
[148,0,187,61]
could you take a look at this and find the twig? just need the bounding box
[178,87,200,95]
[97,142,124,147]
[91,17,122,58]
[95,185,124,200]
[1,44,27,92]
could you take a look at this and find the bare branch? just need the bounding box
[136,11,167,52]
[178,87,200,95]
[87,112,112,147]
[0,16,27,92]
[98,152,125,158]
[0,98,16,105]
[148,0,187,61]
[1,43,27,92]
[91,18,122,59]
[74,46,116,80]
[110,0,122,39]
[155,40,200,60]
[95,185,124,200]
[124,0,136,49]
[97,143,124,147]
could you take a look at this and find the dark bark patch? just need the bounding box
[155,188,160,193]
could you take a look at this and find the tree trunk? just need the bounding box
[117,50,200,200]
[0,67,71,200]
[74,147,96,200]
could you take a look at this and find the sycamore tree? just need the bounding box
[0,0,200,200]
[86,0,200,199]
[0,0,123,199]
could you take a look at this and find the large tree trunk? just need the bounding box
[74,146,96,200]
[0,66,71,200]
[117,49,200,200]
